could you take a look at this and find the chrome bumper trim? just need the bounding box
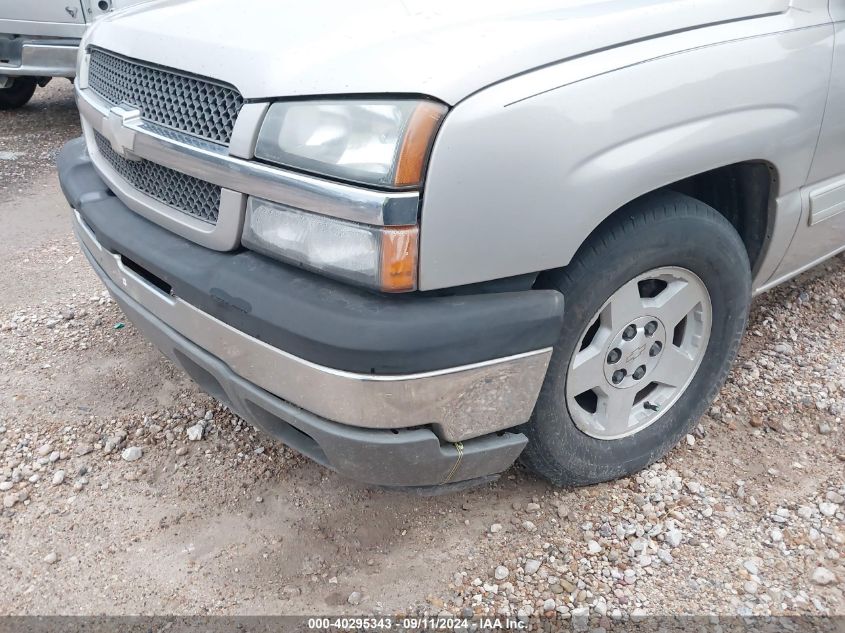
[72,210,552,442]
[0,42,77,78]
[75,85,420,230]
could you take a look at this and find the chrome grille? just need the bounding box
[88,48,243,145]
[94,131,221,224]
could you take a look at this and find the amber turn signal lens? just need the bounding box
[380,226,419,292]
[394,102,448,188]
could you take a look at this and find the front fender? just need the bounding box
[419,9,831,290]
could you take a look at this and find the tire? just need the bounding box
[520,190,751,486]
[0,76,37,110]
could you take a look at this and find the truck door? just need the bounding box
[769,1,845,279]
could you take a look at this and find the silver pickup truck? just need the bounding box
[0,0,144,109]
[57,0,845,491]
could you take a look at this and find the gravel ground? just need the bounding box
[0,81,79,197]
[0,84,842,623]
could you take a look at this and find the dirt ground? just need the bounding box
[0,81,842,621]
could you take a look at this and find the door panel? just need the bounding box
[769,16,845,281]
[0,1,87,39]
[0,1,85,24]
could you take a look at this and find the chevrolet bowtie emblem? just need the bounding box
[103,105,141,161]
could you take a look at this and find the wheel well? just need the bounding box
[462,162,777,294]
[665,161,776,271]
[547,161,776,279]
[534,161,776,291]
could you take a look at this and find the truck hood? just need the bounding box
[90,0,789,104]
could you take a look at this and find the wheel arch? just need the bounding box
[549,160,779,284]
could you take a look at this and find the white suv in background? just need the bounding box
[0,0,147,109]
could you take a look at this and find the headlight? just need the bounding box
[243,197,419,292]
[254,99,447,188]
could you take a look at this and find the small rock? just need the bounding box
[347,591,362,606]
[490,523,502,534]
[51,470,65,486]
[571,606,589,628]
[819,502,838,517]
[665,529,683,548]
[75,443,93,457]
[818,423,833,435]
[121,446,143,462]
[494,565,509,581]
[827,491,845,504]
[542,598,556,612]
[36,444,52,457]
[3,494,17,509]
[522,520,536,532]
[587,540,602,554]
[175,446,188,456]
[743,560,760,576]
[43,552,58,565]
[811,567,837,586]
[524,559,541,575]
[744,581,759,595]
[186,423,205,441]
[686,481,703,495]
[525,502,541,512]
[559,578,577,592]
[630,608,648,622]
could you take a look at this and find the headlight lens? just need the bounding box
[255,99,446,188]
[243,197,419,292]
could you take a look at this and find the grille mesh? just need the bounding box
[94,131,221,224]
[88,48,243,145]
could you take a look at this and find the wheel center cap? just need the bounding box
[603,316,667,389]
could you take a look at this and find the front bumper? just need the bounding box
[58,138,565,487]
[0,38,79,78]
[90,262,529,489]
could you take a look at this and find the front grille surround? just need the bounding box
[93,131,221,225]
[87,48,244,146]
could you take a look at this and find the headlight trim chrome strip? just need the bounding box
[75,85,420,229]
